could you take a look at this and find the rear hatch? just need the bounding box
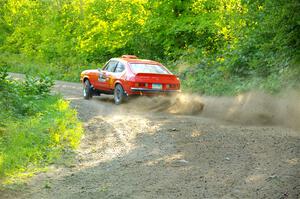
[135,73,178,83]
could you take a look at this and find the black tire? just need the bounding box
[114,84,127,105]
[83,80,93,100]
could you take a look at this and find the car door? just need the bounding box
[97,60,118,91]
[108,61,126,88]
[103,61,126,90]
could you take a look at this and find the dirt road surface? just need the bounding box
[1,77,300,199]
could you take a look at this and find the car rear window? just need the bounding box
[130,64,169,74]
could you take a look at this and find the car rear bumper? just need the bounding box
[130,88,180,94]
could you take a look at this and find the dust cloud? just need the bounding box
[126,90,300,131]
[201,90,300,131]
[125,93,204,115]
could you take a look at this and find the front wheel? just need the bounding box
[83,80,93,100]
[114,84,127,105]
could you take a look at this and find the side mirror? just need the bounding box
[97,68,101,72]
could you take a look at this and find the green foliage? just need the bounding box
[0,66,55,116]
[0,68,83,182]
[0,97,83,179]
[0,53,90,82]
[23,74,54,96]
[0,0,299,95]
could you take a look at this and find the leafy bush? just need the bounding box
[23,74,54,96]
[0,66,55,116]
[0,68,83,182]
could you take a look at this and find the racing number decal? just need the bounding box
[98,73,106,82]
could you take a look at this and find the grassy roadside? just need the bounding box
[0,53,89,82]
[0,67,83,185]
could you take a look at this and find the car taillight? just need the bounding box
[166,84,176,89]
[135,83,148,87]
[166,84,177,89]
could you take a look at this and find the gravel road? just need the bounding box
[2,76,300,199]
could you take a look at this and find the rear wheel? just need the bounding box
[83,80,93,100]
[114,84,127,105]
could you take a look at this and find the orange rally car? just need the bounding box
[80,55,181,104]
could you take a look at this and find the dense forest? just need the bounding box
[0,0,299,94]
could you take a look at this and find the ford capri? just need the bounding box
[80,55,181,104]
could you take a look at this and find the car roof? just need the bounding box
[112,55,162,65]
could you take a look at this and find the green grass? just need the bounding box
[0,53,90,82]
[0,95,83,184]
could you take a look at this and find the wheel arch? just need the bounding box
[114,81,129,96]
[82,76,90,83]
[114,80,123,89]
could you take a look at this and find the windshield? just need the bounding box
[130,63,169,74]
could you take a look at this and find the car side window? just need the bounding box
[115,62,125,73]
[104,60,118,72]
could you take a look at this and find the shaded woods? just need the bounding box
[0,0,299,94]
